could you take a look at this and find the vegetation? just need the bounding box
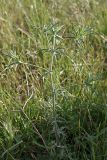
[0,0,107,159]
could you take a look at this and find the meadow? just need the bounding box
[0,0,107,159]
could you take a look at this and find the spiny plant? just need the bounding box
[0,0,107,160]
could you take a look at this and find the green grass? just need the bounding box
[0,0,107,159]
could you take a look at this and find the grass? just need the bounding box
[0,0,107,159]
